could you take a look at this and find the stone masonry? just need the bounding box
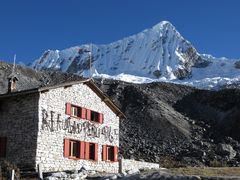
[36,83,120,172]
[121,159,159,172]
[0,81,120,173]
[0,92,39,168]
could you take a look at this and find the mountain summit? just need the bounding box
[31,21,240,89]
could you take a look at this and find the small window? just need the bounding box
[103,145,118,162]
[64,139,97,161]
[91,111,99,122]
[89,143,95,160]
[106,146,114,161]
[85,142,98,161]
[69,140,80,158]
[0,137,7,158]
[66,103,87,119]
[71,106,81,117]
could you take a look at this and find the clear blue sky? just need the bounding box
[1,0,240,64]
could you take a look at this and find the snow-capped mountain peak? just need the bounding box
[152,21,177,33]
[31,21,240,89]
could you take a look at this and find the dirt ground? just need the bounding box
[170,167,240,177]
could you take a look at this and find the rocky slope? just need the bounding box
[0,61,83,94]
[31,21,240,89]
[96,79,240,166]
[1,62,240,167]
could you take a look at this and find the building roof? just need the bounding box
[0,79,125,118]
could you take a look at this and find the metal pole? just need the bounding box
[11,169,15,180]
[13,54,16,74]
[38,164,43,180]
[89,44,92,78]
[119,156,123,174]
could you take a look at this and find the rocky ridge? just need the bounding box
[32,21,205,80]
[30,21,240,89]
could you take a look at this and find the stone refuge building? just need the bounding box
[0,78,125,173]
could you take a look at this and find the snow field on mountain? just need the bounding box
[31,21,240,89]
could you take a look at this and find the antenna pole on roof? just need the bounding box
[89,43,93,79]
[12,54,16,74]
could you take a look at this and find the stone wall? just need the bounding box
[0,93,39,168]
[121,159,159,172]
[36,83,120,173]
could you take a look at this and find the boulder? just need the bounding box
[51,172,67,178]
[109,174,118,179]
[216,144,236,160]
[127,168,140,175]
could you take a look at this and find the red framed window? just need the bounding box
[86,109,103,124]
[84,142,98,161]
[91,111,99,122]
[66,103,103,123]
[0,137,7,158]
[71,106,81,117]
[102,145,118,162]
[66,103,87,119]
[64,139,98,161]
[107,146,114,161]
[69,140,80,158]
[90,143,98,160]
[64,139,84,159]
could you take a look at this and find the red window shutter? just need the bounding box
[86,109,91,120]
[0,137,7,157]
[65,103,71,115]
[80,141,85,159]
[114,146,118,162]
[64,139,70,157]
[81,108,86,119]
[102,145,107,161]
[94,143,98,161]
[85,142,90,160]
[98,113,104,124]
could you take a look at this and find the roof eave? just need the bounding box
[0,78,126,119]
[0,88,39,98]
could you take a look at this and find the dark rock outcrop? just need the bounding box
[216,144,236,160]
[234,61,240,69]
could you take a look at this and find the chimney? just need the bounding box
[8,76,18,93]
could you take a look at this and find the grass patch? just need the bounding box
[170,167,240,177]
[209,159,227,167]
